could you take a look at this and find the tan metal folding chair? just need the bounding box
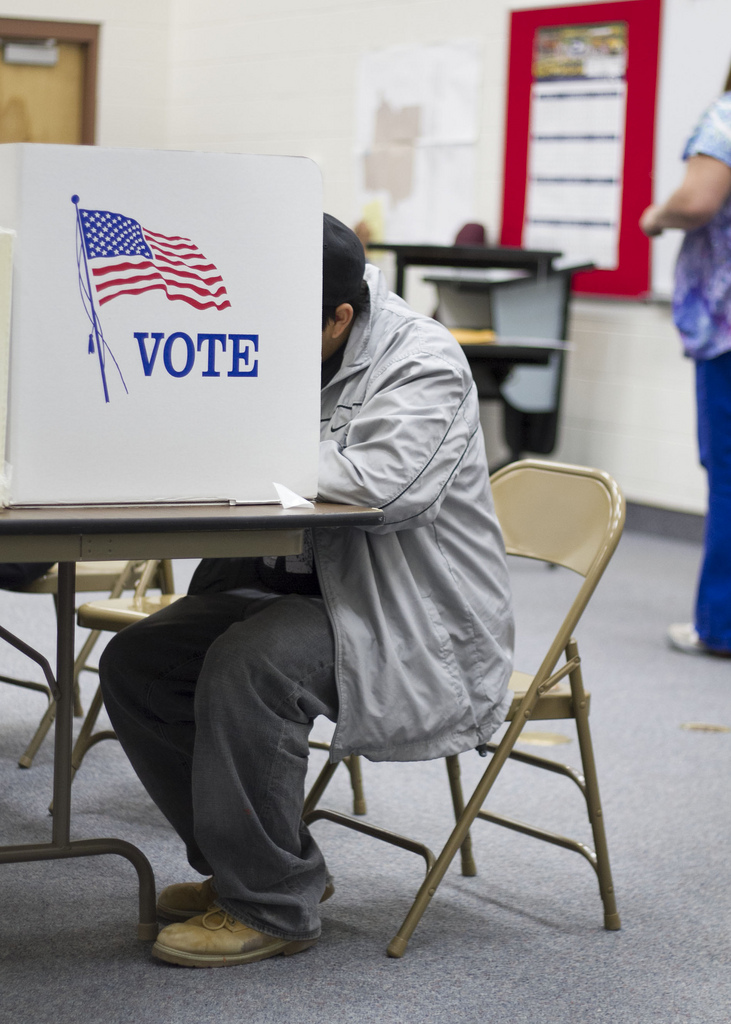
[75,568,367,816]
[69,559,177,781]
[0,560,152,767]
[303,458,625,957]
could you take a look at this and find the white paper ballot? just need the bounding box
[273,482,315,509]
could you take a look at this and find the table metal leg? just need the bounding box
[51,561,75,845]
[0,561,158,942]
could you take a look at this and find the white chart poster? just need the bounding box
[355,43,481,244]
[523,22,628,270]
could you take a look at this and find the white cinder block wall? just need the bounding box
[2,0,712,513]
[557,300,705,513]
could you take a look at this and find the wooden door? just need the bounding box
[0,19,98,145]
[0,42,84,144]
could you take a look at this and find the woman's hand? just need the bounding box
[640,155,731,236]
[639,204,664,236]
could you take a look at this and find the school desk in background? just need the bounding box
[367,241,590,467]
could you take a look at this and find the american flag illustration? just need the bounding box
[77,207,231,311]
[73,195,232,403]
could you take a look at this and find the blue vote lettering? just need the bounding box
[163,332,196,377]
[197,333,227,377]
[227,334,258,377]
[133,332,259,379]
[134,332,164,376]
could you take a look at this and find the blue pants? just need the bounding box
[695,350,731,652]
[99,589,338,941]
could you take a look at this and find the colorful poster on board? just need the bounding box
[501,0,662,298]
[523,22,628,271]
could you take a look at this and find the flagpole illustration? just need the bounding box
[73,194,112,402]
[74,196,130,404]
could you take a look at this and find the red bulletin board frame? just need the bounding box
[500,0,662,297]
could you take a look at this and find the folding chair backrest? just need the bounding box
[490,459,624,578]
[490,460,625,682]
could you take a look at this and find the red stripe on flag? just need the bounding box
[98,281,231,310]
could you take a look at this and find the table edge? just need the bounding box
[0,503,384,536]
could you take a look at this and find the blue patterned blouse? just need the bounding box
[673,92,731,360]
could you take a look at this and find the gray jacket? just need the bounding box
[314,265,513,762]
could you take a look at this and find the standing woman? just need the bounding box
[640,64,731,657]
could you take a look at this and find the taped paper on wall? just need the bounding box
[355,42,481,244]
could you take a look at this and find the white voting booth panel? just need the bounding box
[0,144,323,505]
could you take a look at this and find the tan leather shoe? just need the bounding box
[152,908,317,967]
[157,877,218,922]
[157,876,334,921]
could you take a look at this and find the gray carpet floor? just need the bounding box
[0,531,729,1024]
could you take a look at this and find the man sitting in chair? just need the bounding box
[99,214,514,968]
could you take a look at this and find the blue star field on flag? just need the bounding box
[78,209,154,260]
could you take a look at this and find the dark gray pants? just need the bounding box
[99,588,338,941]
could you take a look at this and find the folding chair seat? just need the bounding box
[76,570,367,816]
[302,459,625,957]
[0,559,152,767]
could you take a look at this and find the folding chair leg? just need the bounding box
[56,560,172,786]
[46,685,116,814]
[387,794,476,958]
[304,744,367,817]
[18,627,101,768]
[18,698,56,768]
[303,758,340,819]
[445,755,477,876]
[388,724,523,957]
[155,559,176,595]
[71,627,104,711]
[388,707,535,957]
[70,684,116,774]
[20,562,143,767]
[344,754,366,815]
[567,640,620,930]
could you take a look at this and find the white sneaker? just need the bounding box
[667,623,731,658]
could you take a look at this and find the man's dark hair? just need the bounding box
[321,279,369,330]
